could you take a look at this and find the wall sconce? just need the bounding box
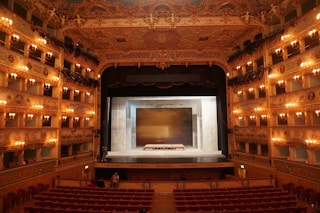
[248,88,254,93]
[8,112,16,120]
[259,85,265,91]
[52,76,59,81]
[290,40,299,48]
[74,90,80,96]
[285,103,295,107]
[45,52,52,60]
[18,65,29,71]
[34,104,43,109]
[300,61,312,68]
[26,114,34,120]
[0,100,7,105]
[312,68,320,76]
[88,111,95,115]
[75,64,81,71]
[275,48,283,56]
[236,65,241,71]
[281,34,290,41]
[28,78,36,84]
[238,116,243,120]
[279,113,287,119]
[85,117,90,121]
[233,109,240,113]
[254,107,262,111]
[308,29,318,38]
[295,112,303,118]
[237,90,243,95]
[63,87,68,93]
[272,138,282,142]
[85,92,90,96]
[9,73,17,80]
[315,110,320,117]
[247,61,252,66]
[15,141,25,146]
[305,139,317,146]
[48,138,57,143]
[29,44,37,53]
[249,115,256,120]
[261,114,267,120]
[62,116,68,122]
[277,80,285,88]
[11,34,19,43]
[293,75,301,81]
[1,17,13,26]
[66,108,74,113]
[38,38,47,44]
[44,83,51,90]
[317,13,320,20]
[74,117,80,122]
[86,68,91,72]
[43,115,50,122]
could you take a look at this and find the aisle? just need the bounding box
[152,192,175,213]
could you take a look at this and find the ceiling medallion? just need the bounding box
[143,30,181,48]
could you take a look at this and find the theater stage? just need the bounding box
[95,146,234,169]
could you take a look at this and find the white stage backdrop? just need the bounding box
[110,96,218,152]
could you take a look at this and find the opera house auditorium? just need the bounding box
[0,0,320,212]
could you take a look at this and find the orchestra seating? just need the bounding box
[24,186,154,213]
[173,186,308,213]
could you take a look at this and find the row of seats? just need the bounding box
[174,186,307,213]
[24,186,154,213]
[2,183,49,213]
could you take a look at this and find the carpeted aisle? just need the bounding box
[152,192,175,213]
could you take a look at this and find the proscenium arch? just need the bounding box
[99,65,228,158]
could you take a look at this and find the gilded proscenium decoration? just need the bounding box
[16,0,298,63]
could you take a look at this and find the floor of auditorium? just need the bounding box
[10,191,316,213]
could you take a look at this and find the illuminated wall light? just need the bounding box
[85,92,90,96]
[74,90,80,96]
[43,115,50,122]
[66,108,74,113]
[308,29,318,38]
[281,34,290,40]
[0,100,7,105]
[63,87,68,93]
[85,117,90,121]
[247,61,252,66]
[312,68,320,75]
[52,76,59,81]
[8,112,16,119]
[272,138,281,141]
[315,110,320,117]
[86,68,91,72]
[15,141,25,146]
[293,75,301,81]
[1,17,13,25]
[48,138,57,143]
[305,139,317,145]
[238,116,243,120]
[236,65,241,70]
[11,34,19,43]
[38,38,47,44]
[249,115,256,120]
[254,107,262,111]
[26,114,34,120]
[279,113,286,119]
[259,85,265,91]
[97,74,101,79]
[295,112,303,118]
[290,40,299,48]
[248,88,254,93]
[62,116,68,122]
[300,61,312,67]
[34,104,43,109]
[75,64,81,70]
[268,73,278,78]
[237,90,243,95]
[28,78,36,84]
[261,114,267,120]
[29,44,37,52]
[285,103,295,107]
[45,52,52,60]
[89,111,95,115]
[18,65,29,71]
[317,13,320,20]
[44,83,51,90]
[9,73,17,80]
[233,109,240,113]
[275,48,283,56]
[74,117,80,122]
[226,72,230,77]
[277,80,285,87]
